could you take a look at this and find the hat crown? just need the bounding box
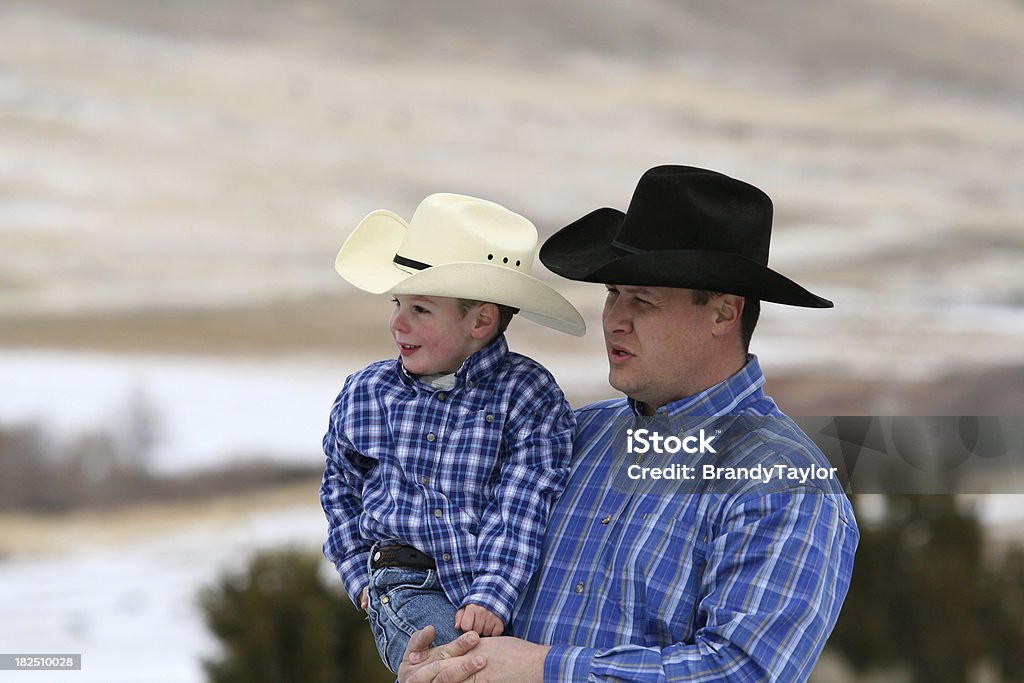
[538,164,832,308]
[612,165,773,265]
[396,193,536,274]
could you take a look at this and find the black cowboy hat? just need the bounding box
[539,165,832,308]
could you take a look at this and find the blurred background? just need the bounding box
[1,0,1023,681]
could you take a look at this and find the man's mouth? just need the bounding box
[609,344,634,361]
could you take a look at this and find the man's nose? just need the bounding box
[603,297,632,334]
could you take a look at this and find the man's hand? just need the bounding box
[397,626,549,683]
[456,604,505,636]
[398,626,487,683]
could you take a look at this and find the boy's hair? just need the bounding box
[457,299,518,339]
[691,290,760,353]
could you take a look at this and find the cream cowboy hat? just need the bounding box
[335,193,586,336]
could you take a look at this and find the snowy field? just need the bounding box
[0,502,326,683]
[0,350,356,474]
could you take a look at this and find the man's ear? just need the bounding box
[469,302,500,340]
[711,294,744,337]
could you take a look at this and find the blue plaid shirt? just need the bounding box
[321,335,573,623]
[512,356,859,682]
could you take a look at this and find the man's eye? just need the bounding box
[412,306,428,314]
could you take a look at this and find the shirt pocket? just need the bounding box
[439,409,506,508]
[608,508,708,646]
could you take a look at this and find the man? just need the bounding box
[398,165,859,683]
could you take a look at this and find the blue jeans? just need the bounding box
[366,565,460,672]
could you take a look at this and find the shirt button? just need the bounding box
[634,454,643,465]
[485,414,494,423]
[575,581,584,594]
[437,393,446,402]
[442,553,451,562]
[467,381,475,388]
[600,514,611,525]
[426,433,436,442]
[434,508,443,518]
[420,476,429,485]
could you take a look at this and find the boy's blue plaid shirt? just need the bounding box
[320,335,573,623]
[512,356,859,682]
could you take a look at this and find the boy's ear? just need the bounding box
[469,302,500,340]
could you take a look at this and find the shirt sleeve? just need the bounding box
[543,491,858,682]
[319,378,375,608]
[460,372,574,623]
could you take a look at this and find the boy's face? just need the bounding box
[389,294,482,375]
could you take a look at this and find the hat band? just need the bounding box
[394,254,430,271]
[391,252,522,314]
[610,239,644,255]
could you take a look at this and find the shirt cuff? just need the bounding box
[460,573,519,624]
[338,551,370,608]
[544,645,596,682]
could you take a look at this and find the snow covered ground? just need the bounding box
[0,350,353,474]
[0,502,326,683]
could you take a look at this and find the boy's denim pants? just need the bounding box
[365,559,460,672]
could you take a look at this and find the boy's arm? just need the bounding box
[320,390,375,609]
[460,377,574,624]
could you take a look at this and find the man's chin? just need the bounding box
[608,372,632,398]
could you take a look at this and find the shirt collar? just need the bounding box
[396,334,509,390]
[627,354,766,418]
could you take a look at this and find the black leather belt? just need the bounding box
[371,544,436,570]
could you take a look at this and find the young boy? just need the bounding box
[319,193,585,672]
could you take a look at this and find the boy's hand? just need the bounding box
[360,586,369,611]
[455,604,505,636]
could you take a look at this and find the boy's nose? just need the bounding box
[390,309,408,334]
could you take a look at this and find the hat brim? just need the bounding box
[334,209,410,294]
[336,210,586,336]
[540,208,833,308]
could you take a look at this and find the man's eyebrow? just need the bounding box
[618,285,660,298]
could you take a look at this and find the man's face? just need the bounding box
[603,285,716,412]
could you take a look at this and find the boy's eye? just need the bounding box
[412,305,428,314]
